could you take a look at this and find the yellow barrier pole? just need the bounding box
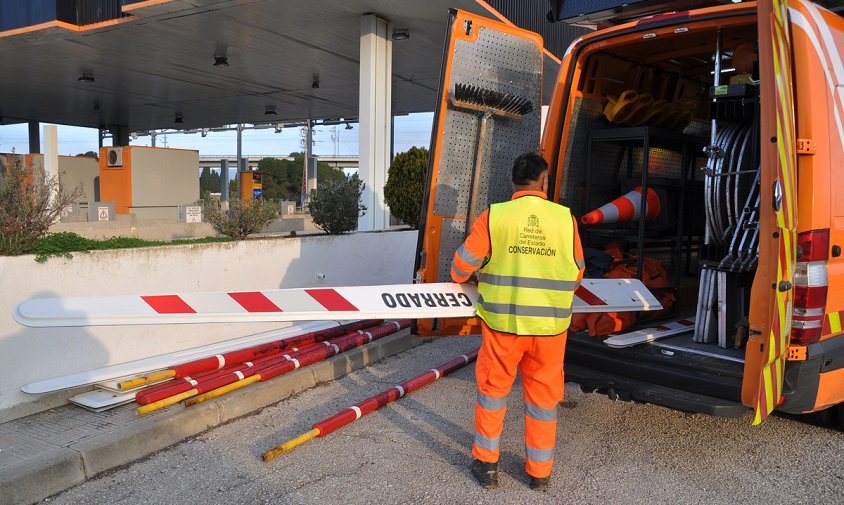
[184,375,261,407]
[136,389,198,415]
[262,428,321,462]
[119,370,177,390]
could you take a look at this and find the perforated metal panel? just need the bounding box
[558,96,604,215]
[434,27,542,220]
[430,25,542,282]
[437,218,472,282]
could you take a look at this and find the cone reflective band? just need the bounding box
[184,321,410,407]
[581,186,661,225]
[263,348,479,461]
[121,320,378,390]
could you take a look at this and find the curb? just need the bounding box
[0,329,427,505]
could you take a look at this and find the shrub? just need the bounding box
[203,198,278,240]
[383,146,428,229]
[0,157,83,255]
[308,174,366,234]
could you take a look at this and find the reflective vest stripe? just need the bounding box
[478,273,578,291]
[478,295,573,319]
[525,403,557,422]
[476,197,579,335]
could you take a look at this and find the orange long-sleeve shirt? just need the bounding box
[450,190,585,283]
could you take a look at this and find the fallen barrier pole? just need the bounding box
[135,339,329,406]
[184,320,410,408]
[137,321,408,414]
[120,320,379,390]
[262,347,479,461]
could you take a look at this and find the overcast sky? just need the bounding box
[0,113,434,160]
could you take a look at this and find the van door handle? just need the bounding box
[833,245,841,258]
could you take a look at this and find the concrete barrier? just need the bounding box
[0,230,417,422]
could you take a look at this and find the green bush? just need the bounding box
[203,198,278,240]
[308,174,366,234]
[384,146,428,229]
[29,232,232,262]
[0,157,82,255]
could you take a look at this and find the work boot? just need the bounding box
[529,475,550,492]
[470,459,499,489]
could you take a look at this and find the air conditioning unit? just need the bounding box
[106,147,123,167]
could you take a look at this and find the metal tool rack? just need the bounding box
[584,126,707,289]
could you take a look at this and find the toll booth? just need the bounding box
[99,146,199,219]
[239,170,263,203]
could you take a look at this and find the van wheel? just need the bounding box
[808,407,840,429]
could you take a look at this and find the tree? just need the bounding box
[0,157,83,255]
[76,151,98,158]
[308,173,366,234]
[258,155,351,202]
[383,146,428,228]
[199,167,221,195]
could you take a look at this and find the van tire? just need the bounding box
[808,407,840,430]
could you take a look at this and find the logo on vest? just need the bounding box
[512,213,556,256]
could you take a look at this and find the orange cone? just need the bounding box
[581,187,660,225]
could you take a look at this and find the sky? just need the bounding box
[0,113,434,163]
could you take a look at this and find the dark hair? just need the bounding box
[512,153,548,185]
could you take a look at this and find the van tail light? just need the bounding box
[791,229,830,345]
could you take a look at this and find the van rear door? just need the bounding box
[413,10,544,336]
[742,0,798,425]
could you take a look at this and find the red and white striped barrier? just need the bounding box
[14,280,661,328]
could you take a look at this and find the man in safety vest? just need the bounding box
[451,152,584,491]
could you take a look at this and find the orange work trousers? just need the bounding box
[472,321,567,478]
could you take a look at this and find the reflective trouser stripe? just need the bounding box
[473,433,500,452]
[473,395,508,463]
[478,392,507,411]
[525,402,557,422]
[526,445,554,463]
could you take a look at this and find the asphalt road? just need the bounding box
[47,336,844,505]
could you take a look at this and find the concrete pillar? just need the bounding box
[302,119,317,204]
[220,158,229,210]
[43,125,58,210]
[109,126,129,147]
[235,124,243,196]
[28,121,40,154]
[358,14,392,231]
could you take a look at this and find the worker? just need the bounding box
[451,152,584,491]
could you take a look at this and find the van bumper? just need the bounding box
[566,363,748,417]
[779,333,844,414]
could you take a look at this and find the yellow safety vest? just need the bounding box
[476,196,579,336]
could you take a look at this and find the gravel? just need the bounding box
[47,336,844,505]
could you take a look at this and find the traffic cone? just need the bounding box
[581,187,660,225]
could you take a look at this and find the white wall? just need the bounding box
[0,230,417,422]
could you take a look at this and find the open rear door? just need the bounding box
[413,10,544,336]
[743,0,798,424]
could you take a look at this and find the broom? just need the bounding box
[449,83,533,236]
